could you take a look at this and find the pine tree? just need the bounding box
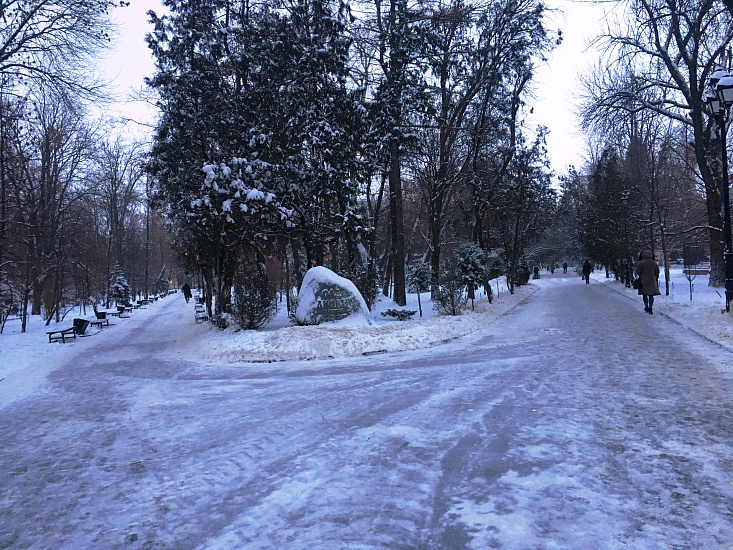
[109,263,130,305]
[406,261,430,317]
[453,242,486,308]
[580,148,630,271]
[147,1,369,314]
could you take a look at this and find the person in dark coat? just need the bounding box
[582,259,592,284]
[635,250,660,314]
[182,283,192,303]
[562,262,568,274]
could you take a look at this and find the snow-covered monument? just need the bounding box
[295,267,372,326]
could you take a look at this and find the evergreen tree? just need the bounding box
[580,148,630,271]
[109,263,130,305]
[493,132,555,294]
[432,261,467,316]
[146,0,369,315]
[406,261,430,317]
[453,242,486,308]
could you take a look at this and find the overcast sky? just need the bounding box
[530,0,615,176]
[98,0,611,177]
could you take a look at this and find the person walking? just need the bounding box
[562,262,568,274]
[582,259,592,284]
[635,250,660,314]
[182,283,192,303]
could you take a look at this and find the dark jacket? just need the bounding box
[582,260,592,276]
[635,251,660,296]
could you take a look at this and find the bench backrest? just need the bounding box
[73,318,90,335]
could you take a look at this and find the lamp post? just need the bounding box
[706,68,733,312]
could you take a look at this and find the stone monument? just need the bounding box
[295,266,372,325]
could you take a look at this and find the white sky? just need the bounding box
[530,0,615,175]
[97,0,612,174]
[95,0,164,143]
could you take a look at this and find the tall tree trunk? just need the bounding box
[389,140,406,306]
[366,170,387,309]
[144,194,150,299]
[429,191,444,295]
[383,250,393,298]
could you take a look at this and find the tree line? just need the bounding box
[145,0,559,321]
[579,0,733,288]
[0,0,177,332]
[1,0,731,332]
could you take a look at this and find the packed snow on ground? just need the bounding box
[2,265,733,549]
[1,265,732,406]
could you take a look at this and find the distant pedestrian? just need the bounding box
[635,250,660,314]
[182,283,192,303]
[624,261,632,288]
[562,262,568,274]
[582,259,592,284]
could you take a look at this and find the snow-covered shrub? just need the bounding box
[486,257,504,281]
[407,262,430,293]
[482,257,504,304]
[109,263,130,305]
[407,261,431,317]
[453,242,486,306]
[287,289,299,325]
[209,313,230,330]
[381,308,417,321]
[513,262,531,287]
[433,263,468,316]
[232,276,277,330]
[0,279,20,333]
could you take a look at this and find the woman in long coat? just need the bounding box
[582,259,592,284]
[635,250,660,314]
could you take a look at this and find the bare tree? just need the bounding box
[0,0,119,101]
[2,90,96,328]
[580,0,733,286]
[417,0,555,289]
[90,138,145,305]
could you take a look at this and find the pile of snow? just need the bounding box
[181,277,531,363]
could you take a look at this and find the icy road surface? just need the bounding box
[1,274,732,548]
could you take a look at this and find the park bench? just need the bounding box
[73,318,90,335]
[48,317,94,343]
[194,303,208,323]
[683,268,710,276]
[47,326,77,343]
[112,305,131,318]
[90,311,110,328]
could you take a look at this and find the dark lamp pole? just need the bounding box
[706,70,733,312]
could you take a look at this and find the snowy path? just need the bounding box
[1,274,732,548]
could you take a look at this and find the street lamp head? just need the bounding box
[717,75,733,106]
[705,89,722,114]
[710,67,730,88]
